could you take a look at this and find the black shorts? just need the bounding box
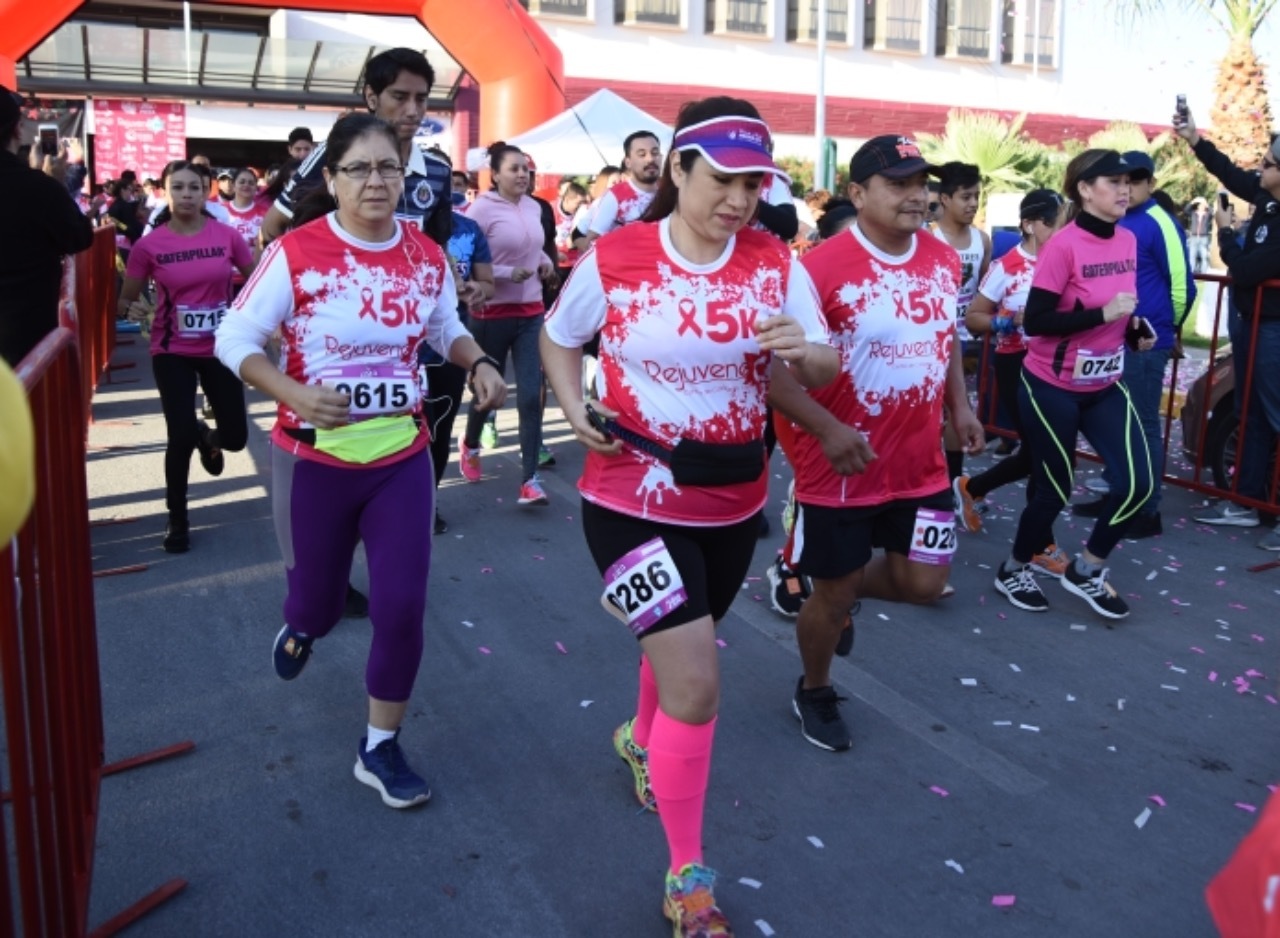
[581,499,759,638]
[786,488,955,581]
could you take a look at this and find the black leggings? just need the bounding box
[1012,370,1152,563]
[151,353,247,520]
[970,352,1035,499]
[424,358,467,488]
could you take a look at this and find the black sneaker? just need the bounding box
[354,731,431,809]
[994,562,1049,612]
[766,555,810,618]
[1070,498,1106,519]
[343,583,369,619]
[272,624,313,680]
[433,512,448,535]
[162,518,190,553]
[1062,560,1129,620]
[1124,512,1162,540]
[792,677,852,752]
[835,601,859,657]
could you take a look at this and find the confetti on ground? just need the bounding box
[1236,803,1258,814]
[1253,634,1266,643]
[1247,669,1265,678]
[930,785,949,797]
[1172,599,1191,607]
[1229,603,1248,610]
[1268,696,1279,705]
[1161,684,1180,691]
[945,859,965,874]
[1020,724,1040,732]
[1146,571,1159,581]
[1190,646,1205,654]
[1216,566,1226,572]
[1135,807,1152,829]
[1009,663,1021,673]
[739,878,762,889]
[1066,694,1076,702]
[877,613,890,621]
[960,678,978,687]
[1209,671,1219,682]
[807,836,825,849]
[555,641,567,655]
[992,895,1016,907]
[1108,745,1117,752]
[533,554,544,561]
[1070,623,1087,631]
[993,720,1013,726]
[580,700,593,708]
[1216,634,1232,642]
[462,620,475,628]
[478,646,492,655]
[755,920,776,937]
[715,638,727,648]
[1149,795,1167,807]
[1118,698,1126,711]
[1169,666,1187,674]
[480,566,494,574]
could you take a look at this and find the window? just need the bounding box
[1001,0,1057,67]
[706,0,769,36]
[786,0,848,42]
[519,0,590,17]
[616,0,681,26]
[863,0,923,52]
[935,0,991,58]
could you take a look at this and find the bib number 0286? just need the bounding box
[601,537,688,637]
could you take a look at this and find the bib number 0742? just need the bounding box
[601,538,688,637]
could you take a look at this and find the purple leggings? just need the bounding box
[271,443,434,702]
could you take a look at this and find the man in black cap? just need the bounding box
[768,134,983,752]
[0,85,94,366]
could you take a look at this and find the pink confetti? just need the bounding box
[715,638,727,648]
[752,594,763,602]
[533,554,545,561]
[1209,671,1219,682]
[1235,802,1258,814]
[1246,669,1265,678]
[978,595,986,605]
[1229,603,1248,610]
[1252,634,1265,643]
[992,895,1016,908]
[930,785,949,797]
[1190,647,1204,654]
[745,576,762,582]
[480,566,494,574]
[1215,580,1226,587]
[1149,795,1166,807]
[478,646,492,655]
[1236,683,1252,694]
[555,641,567,655]
[1267,696,1278,705]
[997,613,1007,620]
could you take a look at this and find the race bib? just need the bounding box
[909,507,956,566]
[601,538,687,637]
[316,364,418,417]
[177,304,227,336]
[1072,347,1123,385]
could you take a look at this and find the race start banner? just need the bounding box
[92,99,187,181]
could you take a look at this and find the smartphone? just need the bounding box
[38,124,58,157]
[1219,192,1231,212]
[584,404,613,440]
[1175,94,1188,122]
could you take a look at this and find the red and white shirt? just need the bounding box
[216,214,467,458]
[545,218,828,526]
[225,200,267,252]
[587,179,655,237]
[779,223,960,507]
[977,244,1036,354]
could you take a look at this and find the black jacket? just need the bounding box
[1193,137,1280,320]
[0,149,95,366]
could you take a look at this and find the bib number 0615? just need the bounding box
[601,538,688,637]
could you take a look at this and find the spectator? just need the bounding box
[286,126,313,161]
[0,85,94,366]
[1186,197,1212,273]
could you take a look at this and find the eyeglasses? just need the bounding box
[336,161,405,181]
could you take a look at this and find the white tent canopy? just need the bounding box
[466,89,672,176]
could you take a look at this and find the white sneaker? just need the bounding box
[1193,502,1260,527]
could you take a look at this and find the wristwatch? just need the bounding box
[468,354,502,392]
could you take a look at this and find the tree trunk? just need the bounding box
[1211,35,1273,168]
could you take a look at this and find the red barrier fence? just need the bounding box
[68,226,122,424]
[976,276,1280,513]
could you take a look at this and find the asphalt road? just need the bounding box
[83,334,1278,937]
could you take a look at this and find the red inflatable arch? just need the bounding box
[0,0,565,146]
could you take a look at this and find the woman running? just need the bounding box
[954,188,1070,578]
[215,114,506,808]
[993,151,1156,619]
[224,167,267,258]
[541,97,838,936]
[117,159,255,552]
[457,142,557,506]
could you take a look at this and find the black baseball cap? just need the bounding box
[1078,150,1134,182]
[850,135,938,184]
[1121,151,1155,180]
[1019,188,1063,219]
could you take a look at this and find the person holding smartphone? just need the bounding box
[1176,104,1280,546]
[993,150,1156,618]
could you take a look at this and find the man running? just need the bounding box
[771,135,984,752]
[581,130,663,242]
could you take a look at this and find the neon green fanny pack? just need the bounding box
[313,415,419,464]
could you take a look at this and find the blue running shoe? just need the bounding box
[354,732,431,809]
[272,625,313,681]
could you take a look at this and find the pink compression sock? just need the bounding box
[633,655,659,748]
[648,709,717,873]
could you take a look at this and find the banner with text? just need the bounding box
[92,99,186,181]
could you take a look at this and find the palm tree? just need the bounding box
[1121,1,1275,166]
[915,110,1047,218]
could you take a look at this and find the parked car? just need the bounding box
[1181,345,1277,497]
